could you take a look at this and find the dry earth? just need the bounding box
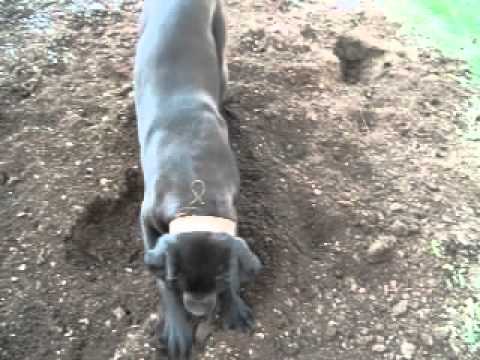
[1,1,480,360]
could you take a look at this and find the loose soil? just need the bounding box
[1,1,480,360]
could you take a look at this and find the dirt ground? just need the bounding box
[1,0,480,359]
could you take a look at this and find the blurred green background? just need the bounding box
[379,0,480,85]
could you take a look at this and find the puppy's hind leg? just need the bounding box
[158,281,193,360]
[212,0,228,104]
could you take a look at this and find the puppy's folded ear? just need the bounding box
[233,237,262,283]
[144,234,177,281]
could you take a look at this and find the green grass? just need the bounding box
[378,0,480,352]
[430,239,443,257]
[461,298,480,351]
[439,262,480,351]
[379,0,480,85]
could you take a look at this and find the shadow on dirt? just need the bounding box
[64,166,143,268]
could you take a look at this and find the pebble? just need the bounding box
[78,318,90,326]
[432,326,450,340]
[325,322,338,339]
[366,235,397,263]
[372,343,386,353]
[36,250,46,265]
[359,327,369,336]
[390,220,409,237]
[357,335,374,346]
[392,299,409,317]
[420,332,433,347]
[400,340,416,359]
[425,182,440,192]
[254,332,265,340]
[113,306,126,321]
[390,202,404,213]
[99,178,111,186]
[316,304,324,315]
[17,264,26,271]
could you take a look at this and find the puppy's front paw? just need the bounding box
[223,298,254,332]
[161,320,193,360]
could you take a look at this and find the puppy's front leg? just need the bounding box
[158,280,193,360]
[221,262,254,331]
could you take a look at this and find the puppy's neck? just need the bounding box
[169,216,237,236]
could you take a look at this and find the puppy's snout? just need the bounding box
[183,292,216,317]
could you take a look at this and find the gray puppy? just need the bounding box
[134,1,262,359]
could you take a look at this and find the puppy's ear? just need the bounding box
[233,237,262,283]
[144,234,177,280]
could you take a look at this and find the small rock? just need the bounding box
[36,250,46,265]
[400,340,416,359]
[407,223,420,235]
[420,332,433,347]
[359,327,369,336]
[390,202,404,213]
[113,306,126,321]
[316,304,324,315]
[357,335,374,346]
[372,343,386,353]
[392,300,409,317]
[117,83,133,97]
[390,220,409,237]
[99,178,111,186]
[325,322,338,339]
[7,176,21,186]
[283,341,300,356]
[17,264,26,271]
[78,318,90,326]
[301,24,317,40]
[366,235,397,263]
[436,151,448,158]
[409,301,421,310]
[425,182,440,192]
[432,326,450,340]
[254,332,265,340]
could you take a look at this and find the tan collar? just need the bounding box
[169,216,237,236]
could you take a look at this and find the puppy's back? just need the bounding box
[135,0,222,122]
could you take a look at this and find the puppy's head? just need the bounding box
[145,232,261,317]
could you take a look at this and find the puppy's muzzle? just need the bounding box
[183,292,217,317]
